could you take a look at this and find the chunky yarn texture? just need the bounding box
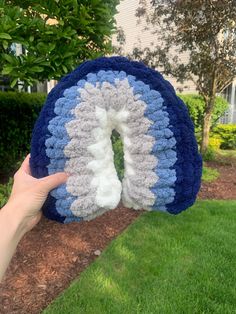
[30,56,202,223]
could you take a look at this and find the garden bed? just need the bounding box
[198,161,236,200]
[0,204,141,314]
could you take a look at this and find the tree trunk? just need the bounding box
[200,110,212,154]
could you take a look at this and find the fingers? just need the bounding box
[39,172,69,192]
[20,154,31,175]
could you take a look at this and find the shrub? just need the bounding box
[178,94,229,135]
[209,136,222,150]
[0,177,13,207]
[202,146,216,161]
[212,124,236,149]
[0,92,46,175]
[202,166,219,182]
[111,130,124,181]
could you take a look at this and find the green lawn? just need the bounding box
[43,200,236,314]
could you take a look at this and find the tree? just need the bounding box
[133,0,236,153]
[0,0,119,88]
[112,26,126,55]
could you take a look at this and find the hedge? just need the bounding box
[0,91,46,175]
[212,124,236,150]
[0,177,13,207]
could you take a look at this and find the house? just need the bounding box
[112,0,236,124]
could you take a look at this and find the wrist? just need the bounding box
[1,201,27,240]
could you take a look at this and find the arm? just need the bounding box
[0,202,27,282]
[0,154,68,282]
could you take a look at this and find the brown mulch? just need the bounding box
[198,161,236,200]
[0,204,142,314]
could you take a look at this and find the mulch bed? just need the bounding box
[0,204,142,314]
[198,161,236,200]
[0,161,236,314]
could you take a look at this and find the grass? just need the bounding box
[43,200,236,314]
[202,166,219,182]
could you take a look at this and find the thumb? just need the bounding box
[39,172,68,193]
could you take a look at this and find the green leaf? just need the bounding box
[10,78,18,88]
[31,66,44,72]
[0,33,12,40]
[38,61,50,66]
[2,53,14,63]
[2,66,13,75]
[63,51,75,58]
[54,59,61,66]
[62,65,67,73]
[2,40,8,49]
[48,43,56,52]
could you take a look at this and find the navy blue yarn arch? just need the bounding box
[30,56,202,223]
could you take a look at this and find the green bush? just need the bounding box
[212,124,236,149]
[0,91,46,175]
[0,177,13,207]
[178,94,229,135]
[209,136,222,150]
[111,130,124,181]
[202,166,219,182]
[202,146,216,161]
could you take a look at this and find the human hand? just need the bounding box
[6,154,68,234]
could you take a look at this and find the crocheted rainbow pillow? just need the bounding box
[30,56,202,223]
